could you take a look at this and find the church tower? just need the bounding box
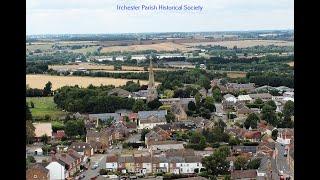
[147,58,158,102]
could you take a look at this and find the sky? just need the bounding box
[26,0,294,35]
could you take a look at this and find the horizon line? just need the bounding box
[26,29,294,37]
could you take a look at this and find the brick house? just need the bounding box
[68,142,94,157]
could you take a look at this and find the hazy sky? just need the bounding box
[26,0,294,35]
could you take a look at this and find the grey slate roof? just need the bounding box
[138,110,167,119]
[89,113,120,121]
[233,146,257,153]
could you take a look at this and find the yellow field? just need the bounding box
[287,61,294,67]
[226,71,247,78]
[101,42,194,53]
[49,63,114,71]
[26,74,159,90]
[183,40,294,48]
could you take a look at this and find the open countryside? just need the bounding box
[101,42,195,53]
[183,40,294,48]
[26,74,158,90]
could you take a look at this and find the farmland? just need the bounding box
[226,71,247,78]
[49,63,114,71]
[100,42,195,53]
[183,40,294,48]
[26,97,67,120]
[287,61,294,67]
[26,74,159,90]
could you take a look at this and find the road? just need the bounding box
[275,142,294,179]
[83,154,106,180]
[214,103,227,121]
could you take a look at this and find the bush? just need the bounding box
[99,168,108,175]
[247,158,261,169]
[242,142,259,146]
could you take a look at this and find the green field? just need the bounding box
[71,46,100,54]
[26,97,67,120]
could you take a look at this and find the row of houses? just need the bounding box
[27,149,85,180]
[105,150,204,175]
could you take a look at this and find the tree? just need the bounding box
[247,158,261,169]
[141,129,150,141]
[261,104,278,126]
[30,101,35,108]
[65,120,85,137]
[244,113,260,129]
[173,88,190,98]
[163,89,174,98]
[165,111,176,123]
[204,96,216,112]
[26,103,32,120]
[41,134,49,144]
[283,100,294,117]
[26,156,36,163]
[229,137,241,146]
[200,107,211,119]
[195,93,202,107]
[215,119,227,132]
[202,147,230,179]
[212,87,222,102]
[147,98,162,110]
[234,156,248,170]
[132,100,147,113]
[199,75,211,91]
[43,81,52,96]
[265,100,277,111]
[26,120,35,144]
[271,129,278,141]
[254,98,264,105]
[188,101,196,111]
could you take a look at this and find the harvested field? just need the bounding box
[183,40,294,48]
[26,74,159,90]
[287,61,294,67]
[26,44,53,51]
[49,63,114,71]
[226,71,247,78]
[100,42,194,53]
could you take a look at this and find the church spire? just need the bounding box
[148,58,155,88]
[147,58,158,102]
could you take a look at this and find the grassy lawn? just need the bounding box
[26,97,67,120]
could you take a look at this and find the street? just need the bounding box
[275,142,294,179]
[83,154,106,180]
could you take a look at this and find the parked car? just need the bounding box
[91,163,99,170]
